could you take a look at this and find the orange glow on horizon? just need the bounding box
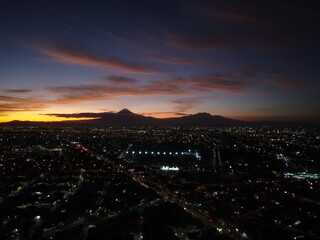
[0,111,183,123]
[0,113,97,123]
[141,113,182,119]
[1,112,318,124]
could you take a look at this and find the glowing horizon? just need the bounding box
[1,108,319,124]
[1,1,320,123]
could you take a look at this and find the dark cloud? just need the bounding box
[174,112,188,116]
[104,75,139,84]
[167,30,288,52]
[167,32,235,52]
[205,10,271,26]
[47,68,305,106]
[45,111,188,119]
[186,75,252,93]
[44,112,107,118]
[170,97,204,113]
[165,1,320,52]
[188,1,272,27]
[238,69,305,89]
[3,89,32,93]
[271,78,304,89]
[148,55,199,66]
[139,111,186,116]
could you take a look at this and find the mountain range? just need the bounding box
[1,109,318,127]
[0,109,246,127]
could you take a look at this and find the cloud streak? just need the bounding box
[103,75,139,85]
[37,42,167,74]
[44,73,253,107]
[46,69,303,106]
[170,97,204,113]
[148,55,199,66]
[44,112,107,118]
[3,89,32,93]
[0,95,46,114]
[0,69,305,116]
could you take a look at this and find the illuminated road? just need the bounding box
[70,142,248,240]
[131,174,246,240]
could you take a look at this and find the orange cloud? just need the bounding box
[0,68,304,119]
[0,94,46,115]
[43,74,252,107]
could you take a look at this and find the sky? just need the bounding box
[1,0,320,122]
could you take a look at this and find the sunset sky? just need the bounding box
[1,0,320,122]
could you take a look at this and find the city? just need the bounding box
[0,126,319,239]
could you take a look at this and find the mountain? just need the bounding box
[1,110,318,127]
[177,113,245,126]
[0,109,245,127]
[91,109,155,126]
[117,108,134,115]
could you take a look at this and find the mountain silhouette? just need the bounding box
[117,108,135,115]
[0,109,246,127]
[2,109,318,127]
[177,112,244,126]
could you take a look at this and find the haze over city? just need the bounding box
[1,0,320,123]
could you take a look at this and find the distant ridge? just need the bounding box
[1,109,318,127]
[0,109,245,127]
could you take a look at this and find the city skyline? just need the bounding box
[1,0,320,123]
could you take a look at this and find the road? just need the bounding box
[71,142,248,240]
